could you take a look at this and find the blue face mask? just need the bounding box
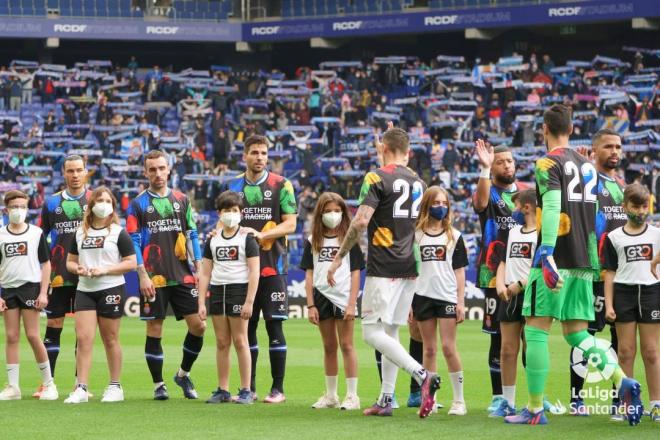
[429,205,448,221]
[512,210,525,225]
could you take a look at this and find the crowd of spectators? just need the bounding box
[0,48,658,267]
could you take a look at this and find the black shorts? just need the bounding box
[613,283,660,324]
[314,289,346,321]
[2,282,41,310]
[140,284,199,321]
[251,275,288,321]
[209,283,248,317]
[46,285,76,318]
[588,282,607,332]
[75,285,125,319]
[482,288,501,334]
[412,294,457,321]
[498,290,524,323]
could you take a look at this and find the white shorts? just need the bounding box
[361,276,416,326]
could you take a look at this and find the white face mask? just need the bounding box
[8,208,27,225]
[321,212,342,229]
[220,212,241,228]
[92,202,114,219]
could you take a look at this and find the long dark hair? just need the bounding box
[310,192,352,253]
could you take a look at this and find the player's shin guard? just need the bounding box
[489,333,503,396]
[524,326,549,411]
[409,338,423,393]
[145,336,164,384]
[44,327,62,378]
[248,320,259,392]
[180,332,204,373]
[266,320,286,393]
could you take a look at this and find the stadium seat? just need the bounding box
[35,0,47,15]
[303,0,314,16]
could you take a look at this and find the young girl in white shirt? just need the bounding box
[301,192,365,411]
[412,186,468,416]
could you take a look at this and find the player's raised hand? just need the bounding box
[474,138,494,169]
[575,145,594,161]
[374,121,394,167]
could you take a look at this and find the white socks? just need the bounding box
[503,385,516,408]
[177,368,189,378]
[325,375,338,396]
[7,364,19,388]
[362,322,426,390]
[346,377,358,396]
[38,361,53,385]
[449,371,464,403]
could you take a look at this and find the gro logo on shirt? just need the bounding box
[81,236,106,249]
[318,246,339,263]
[215,246,239,261]
[509,242,533,259]
[624,244,653,262]
[4,242,28,258]
[420,245,446,262]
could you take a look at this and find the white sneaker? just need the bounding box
[0,385,21,400]
[39,381,59,401]
[448,401,467,416]
[101,385,124,403]
[64,386,88,404]
[312,393,340,409]
[340,394,361,410]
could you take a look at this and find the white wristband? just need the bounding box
[480,168,491,179]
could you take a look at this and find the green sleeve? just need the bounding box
[541,189,561,248]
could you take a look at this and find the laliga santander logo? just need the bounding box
[571,337,618,383]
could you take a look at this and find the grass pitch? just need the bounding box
[0,317,657,439]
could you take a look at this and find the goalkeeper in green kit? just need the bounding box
[504,104,643,426]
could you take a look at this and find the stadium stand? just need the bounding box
[0,48,658,270]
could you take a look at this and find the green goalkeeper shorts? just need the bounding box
[522,268,594,322]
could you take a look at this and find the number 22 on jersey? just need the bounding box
[564,161,597,203]
[393,179,424,218]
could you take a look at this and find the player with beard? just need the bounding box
[569,129,627,416]
[473,140,527,412]
[127,150,206,401]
